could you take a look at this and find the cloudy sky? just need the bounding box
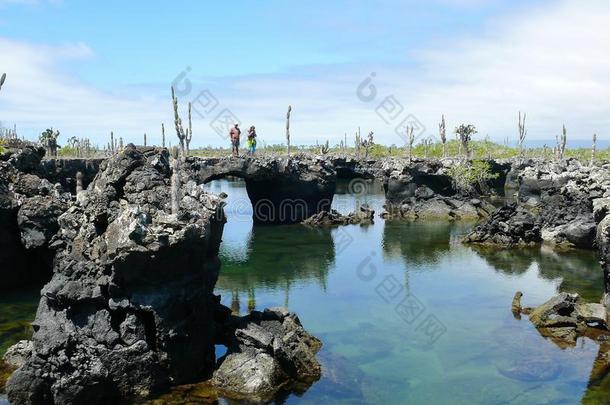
[0,0,608,148]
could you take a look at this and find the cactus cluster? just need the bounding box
[320,139,329,155]
[66,136,95,157]
[455,124,477,161]
[360,131,374,160]
[39,128,60,157]
[555,125,567,161]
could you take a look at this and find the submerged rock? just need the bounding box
[523,292,609,349]
[302,204,374,227]
[213,307,322,402]
[6,145,226,405]
[383,194,495,221]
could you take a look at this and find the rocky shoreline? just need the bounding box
[2,146,323,404]
[3,146,610,403]
[464,159,610,250]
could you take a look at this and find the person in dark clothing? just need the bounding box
[229,123,241,157]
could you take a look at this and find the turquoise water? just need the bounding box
[2,178,608,404]
[212,178,606,404]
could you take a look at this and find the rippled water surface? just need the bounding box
[2,178,609,404]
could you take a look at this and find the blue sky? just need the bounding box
[0,0,608,147]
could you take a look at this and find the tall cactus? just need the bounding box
[320,140,329,155]
[286,105,292,155]
[360,131,374,160]
[185,102,192,155]
[556,125,567,161]
[76,171,84,196]
[518,112,527,161]
[439,115,447,158]
[144,133,147,147]
[406,126,415,162]
[110,131,115,153]
[171,86,187,156]
[170,147,181,215]
[161,123,166,148]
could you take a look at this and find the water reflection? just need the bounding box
[470,244,603,301]
[217,225,335,314]
[381,220,454,267]
[206,178,610,404]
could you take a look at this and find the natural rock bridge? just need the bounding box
[188,155,337,224]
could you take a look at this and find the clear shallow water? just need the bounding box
[213,178,606,404]
[1,178,609,404]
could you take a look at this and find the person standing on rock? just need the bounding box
[230,123,241,157]
[247,125,257,156]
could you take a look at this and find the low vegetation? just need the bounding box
[447,160,499,194]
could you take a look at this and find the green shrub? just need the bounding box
[58,146,79,157]
[447,160,499,194]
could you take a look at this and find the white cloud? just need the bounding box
[0,38,172,146]
[408,0,610,143]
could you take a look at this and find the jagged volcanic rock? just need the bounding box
[465,159,610,249]
[6,145,225,404]
[380,159,499,220]
[463,203,541,247]
[0,141,71,289]
[189,154,336,224]
[302,204,374,227]
[213,307,322,402]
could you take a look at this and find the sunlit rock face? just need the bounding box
[466,159,610,249]
[381,159,498,220]
[6,145,226,404]
[212,307,323,402]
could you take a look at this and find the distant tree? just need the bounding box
[360,131,374,160]
[39,128,60,157]
[454,124,477,161]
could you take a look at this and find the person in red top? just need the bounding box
[229,123,241,157]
